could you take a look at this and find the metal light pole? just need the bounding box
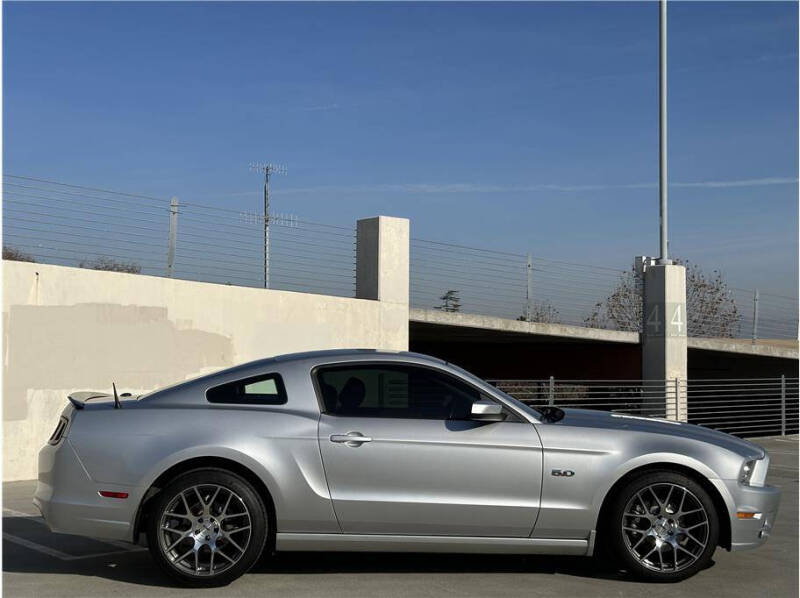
[658,0,669,264]
[250,162,287,289]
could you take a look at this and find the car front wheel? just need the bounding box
[609,470,719,582]
[146,468,268,587]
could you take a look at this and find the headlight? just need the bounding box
[740,459,757,485]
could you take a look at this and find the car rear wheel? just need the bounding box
[609,470,719,582]
[146,469,268,587]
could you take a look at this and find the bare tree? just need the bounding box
[79,256,142,274]
[584,268,642,332]
[585,259,740,337]
[517,301,561,324]
[435,290,461,313]
[3,246,36,262]
[684,262,740,337]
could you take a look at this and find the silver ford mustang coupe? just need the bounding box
[35,350,779,586]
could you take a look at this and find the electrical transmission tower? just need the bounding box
[249,162,287,289]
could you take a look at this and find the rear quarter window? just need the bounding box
[206,373,287,405]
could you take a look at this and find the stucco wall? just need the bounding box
[3,260,408,481]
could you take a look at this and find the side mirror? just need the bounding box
[470,399,506,422]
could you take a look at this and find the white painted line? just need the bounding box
[3,508,143,553]
[3,532,74,560]
[3,532,145,561]
[65,547,147,560]
[3,507,40,519]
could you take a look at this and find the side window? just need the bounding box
[316,364,481,419]
[206,373,287,405]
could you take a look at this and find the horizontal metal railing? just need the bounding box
[411,238,634,330]
[726,287,799,341]
[2,174,356,298]
[411,237,797,340]
[492,377,799,438]
[491,379,676,418]
[685,377,799,437]
[3,175,797,336]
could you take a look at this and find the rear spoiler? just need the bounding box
[67,391,113,410]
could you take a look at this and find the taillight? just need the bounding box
[98,491,129,499]
[48,416,68,445]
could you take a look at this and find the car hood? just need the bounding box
[556,408,766,459]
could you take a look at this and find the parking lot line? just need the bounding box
[4,507,40,518]
[3,532,75,560]
[3,507,146,558]
[3,532,145,561]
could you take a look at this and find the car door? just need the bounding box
[316,362,543,537]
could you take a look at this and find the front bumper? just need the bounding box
[721,479,781,551]
[35,439,139,542]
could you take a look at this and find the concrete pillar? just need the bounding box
[356,216,409,303]
[356,216,410,350]
[642,263,687,421]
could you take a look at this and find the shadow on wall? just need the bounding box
[3,303,234,422]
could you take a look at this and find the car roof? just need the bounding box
[138,349,448,403]
[271,348,446,367]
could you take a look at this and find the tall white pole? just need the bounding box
[263,170,270,289]
[658,0,669,264]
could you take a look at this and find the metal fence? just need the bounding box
[685,378,799,437]
[411,238,634,329]
[411,236,798,340]
[2,175,357,297]
[492,377,799,438]
[729,288,798,341]
[3,174,798,338]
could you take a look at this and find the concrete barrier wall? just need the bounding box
[3,251,408,480]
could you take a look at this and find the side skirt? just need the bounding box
[276,533,589,555]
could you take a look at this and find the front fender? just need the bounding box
[589,451,735,518]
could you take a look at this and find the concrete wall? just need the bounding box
[3,246,409,480]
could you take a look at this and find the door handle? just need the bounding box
[330,432,372,446]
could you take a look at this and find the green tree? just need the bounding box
[435,290,462,313]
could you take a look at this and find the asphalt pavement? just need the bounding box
[3,435,797,597]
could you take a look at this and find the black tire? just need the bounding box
[146,468,269,587]
[608,470,719,582]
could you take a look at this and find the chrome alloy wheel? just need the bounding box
[158,484,252,577]
[621,483,710,573]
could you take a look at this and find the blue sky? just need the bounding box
[4,1,798,295]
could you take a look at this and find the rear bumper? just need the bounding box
[722,480,781,551]
[34,439,139,542]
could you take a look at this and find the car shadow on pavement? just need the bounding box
[255,550,715,581]
[3,534,716,589]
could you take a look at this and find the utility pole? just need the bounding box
[642,0,686,422]
[249,162,287,289]
[658,0,669,264]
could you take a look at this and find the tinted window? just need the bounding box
[207,373,287,405]
[316,364,481,419]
